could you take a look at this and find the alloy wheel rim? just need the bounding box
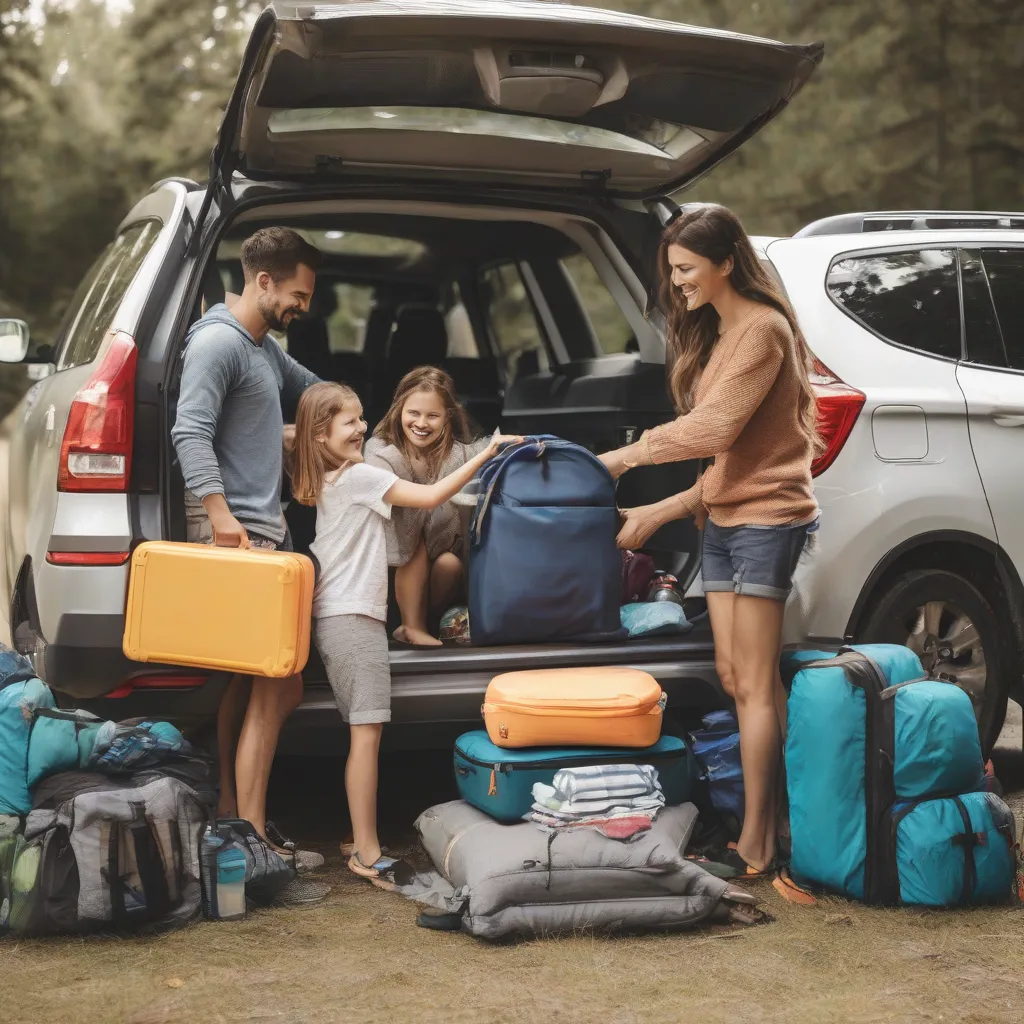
[902,599,986,718]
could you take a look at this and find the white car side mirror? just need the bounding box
[0,319,30,363]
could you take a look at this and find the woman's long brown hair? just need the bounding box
[373,366,475,480]
[659,204,820,451]
[291,381,360,506]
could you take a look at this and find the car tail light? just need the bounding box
[57,331,137,492]
[811,359,865,478]
[46,551,130,566]
[105,674,208,699]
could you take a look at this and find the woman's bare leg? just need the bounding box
[729,594,787,871]
[393,537,441,647]
[706,592,737,699]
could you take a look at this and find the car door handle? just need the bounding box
[991,411,1024,427]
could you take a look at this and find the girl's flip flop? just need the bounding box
[348,851,398,880]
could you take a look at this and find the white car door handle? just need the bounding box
[992,412,1024,427]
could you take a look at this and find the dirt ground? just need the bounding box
[2,438,1023,1023]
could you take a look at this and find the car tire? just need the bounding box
[858,569,1009,755]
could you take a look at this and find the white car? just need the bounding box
[756,211,1024,749]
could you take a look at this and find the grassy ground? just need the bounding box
[3,857,1023,1024]
[1,433,1022,1023]
[3,727,1023,1024]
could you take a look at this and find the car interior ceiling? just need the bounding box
[176,212,694,634]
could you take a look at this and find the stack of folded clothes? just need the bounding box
[526,763,666,838]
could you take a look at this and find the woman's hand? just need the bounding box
[600,435,650,480]
[599,448,630,480]
[616,503,668,550]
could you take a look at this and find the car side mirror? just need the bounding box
[0,319,30,363]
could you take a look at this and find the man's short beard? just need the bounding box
[256,295,287,333]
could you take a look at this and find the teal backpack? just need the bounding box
[783,644,1016,906]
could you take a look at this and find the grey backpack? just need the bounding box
[3,771,206,935]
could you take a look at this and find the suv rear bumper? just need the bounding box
[64,628,722,751]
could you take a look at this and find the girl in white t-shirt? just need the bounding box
[291,381,519,881]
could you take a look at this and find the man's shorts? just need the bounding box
[701,517,819,602]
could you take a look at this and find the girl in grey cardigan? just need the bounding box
[364,366,489,645]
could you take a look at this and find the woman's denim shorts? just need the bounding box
[702,517,819,602]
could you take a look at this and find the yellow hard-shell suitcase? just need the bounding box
[123,541,315,678]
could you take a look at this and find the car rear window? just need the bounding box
[560,253,635,357]
[979,249,1024,372]
[58,221,161,371]
[479,262,549,383]
[826,249,961,361]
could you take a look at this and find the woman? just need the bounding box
[600,204,820,877]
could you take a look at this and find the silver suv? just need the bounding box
[0,2,825,749]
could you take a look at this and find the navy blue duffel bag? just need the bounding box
[468,436,624,646]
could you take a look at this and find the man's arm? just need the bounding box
[171,333,248,546]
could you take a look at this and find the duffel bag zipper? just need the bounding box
[454,749,679,802]
[481,700,658,716]
[456,749,684,776]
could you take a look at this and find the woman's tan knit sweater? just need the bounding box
[642,305,818,528]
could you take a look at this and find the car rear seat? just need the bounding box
[287,289,371,403]
[367,303,449,424]
[446,357,501,432]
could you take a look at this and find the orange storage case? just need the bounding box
[482,666,664,749]
[123,541,314,678]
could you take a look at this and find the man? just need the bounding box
[172,227,324,882]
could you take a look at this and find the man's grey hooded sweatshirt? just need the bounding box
[171,304,320,544]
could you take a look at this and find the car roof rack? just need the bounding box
[794,211,1024,237]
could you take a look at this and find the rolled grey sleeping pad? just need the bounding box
[415,800,730,940]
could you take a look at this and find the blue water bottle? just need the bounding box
[200,826,247,921]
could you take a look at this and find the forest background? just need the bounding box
[0,0,1021,415]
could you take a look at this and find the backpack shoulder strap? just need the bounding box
[470,439,544,545]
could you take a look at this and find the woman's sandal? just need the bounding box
[772,865,817,905]
[348,851,398,881]
[689,842,775,881]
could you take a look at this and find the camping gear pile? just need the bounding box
[397,664,761,939]
[783,644,1018,906]
[0,644,298,936]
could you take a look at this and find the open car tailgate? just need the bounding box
[213,0,823,199]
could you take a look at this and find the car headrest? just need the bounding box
[387,304,448,375]
[287,317,331,372]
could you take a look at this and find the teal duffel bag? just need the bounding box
[783,644,1017,906]
[453,731,692,823]
[890,791,1015,906]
